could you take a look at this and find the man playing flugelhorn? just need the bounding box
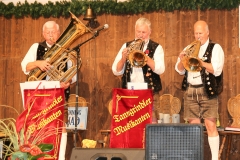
[175,20,224,160]
[112,17,165,123]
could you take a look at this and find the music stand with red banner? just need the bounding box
[17,81,65,159]
[110,88,153,148]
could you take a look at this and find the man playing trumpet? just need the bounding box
[175,20,224,160]
[112,17,165,123]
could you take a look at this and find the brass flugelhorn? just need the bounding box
[181,40,202,72]
[128,39,148,68]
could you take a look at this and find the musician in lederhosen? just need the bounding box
[175,20,224,160]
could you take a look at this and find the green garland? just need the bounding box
[0,0,239,19]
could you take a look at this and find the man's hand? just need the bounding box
[37,60,52,71]
[60,82,71,89]
[177,51,186,72]
[178,51,186,61]
[116,48,129,72]
[121,48,129,61]
[26,60,52,72]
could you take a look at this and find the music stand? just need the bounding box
[71,31,100,147]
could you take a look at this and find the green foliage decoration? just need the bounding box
[0,0,240,19]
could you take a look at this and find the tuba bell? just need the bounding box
[181,40,202,72]
[128,39,148,68]
[28,12,90,82]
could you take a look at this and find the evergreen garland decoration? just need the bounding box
[0,0,239,19]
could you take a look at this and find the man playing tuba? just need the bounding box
[112,17,165,123]
[175,20,224,160]
[21,21,76,91]
[21,21,76,160]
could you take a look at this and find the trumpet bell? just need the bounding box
[182,40,202,72]
[184,57,202,72]
[129,50,147,67]
[128,39,147,68]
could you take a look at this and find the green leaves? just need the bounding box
[0,0,240,19]
[38,143,54,152]
[11,151,28,160]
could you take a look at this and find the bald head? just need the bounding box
[194,20,209,45]
[194,21,209,32]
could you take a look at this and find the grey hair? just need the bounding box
[42,21,60,32]
[135,17,151,31]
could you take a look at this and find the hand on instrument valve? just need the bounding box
[178,51,186,61]
[121,48,129,61]
[177,51,186,72]
[37,60,52,71]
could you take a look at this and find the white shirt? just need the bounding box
[175,39,224,85]
[21,42,76,83]
[112,40,165,82]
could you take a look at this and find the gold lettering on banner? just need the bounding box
[27,110,62,134]
[32,95,63,119]
[113,98,152,122]
[27,124,37,134]
[113,113,150,136]
[37,110,62,130]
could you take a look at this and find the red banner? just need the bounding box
[16,87,65,159]
[110,88,153,148]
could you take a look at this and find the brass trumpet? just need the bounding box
[128,39,148,68]
[181,40,202,72]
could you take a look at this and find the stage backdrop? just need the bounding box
[1,8,240,160]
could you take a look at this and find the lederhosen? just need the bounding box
[36,41,70,101]
[122,39,162,93]
[181,41,223,99]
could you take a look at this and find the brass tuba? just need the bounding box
[128,39,148,68]
[28,12,90,82]
[181,40,202,72]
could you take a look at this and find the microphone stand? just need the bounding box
[72,31,100,148]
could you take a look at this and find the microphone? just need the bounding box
[95,24,109,33]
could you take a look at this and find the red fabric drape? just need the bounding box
[110,88,153,148]
[16,87,65,159]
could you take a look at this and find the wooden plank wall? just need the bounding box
[0,8,240,159]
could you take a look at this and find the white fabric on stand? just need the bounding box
[58,132,67,160]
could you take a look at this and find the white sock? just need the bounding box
[208,135,219,160]
[58,132,67,160]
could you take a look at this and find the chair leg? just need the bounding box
[100,130,111,148]
[218,135,227,160]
